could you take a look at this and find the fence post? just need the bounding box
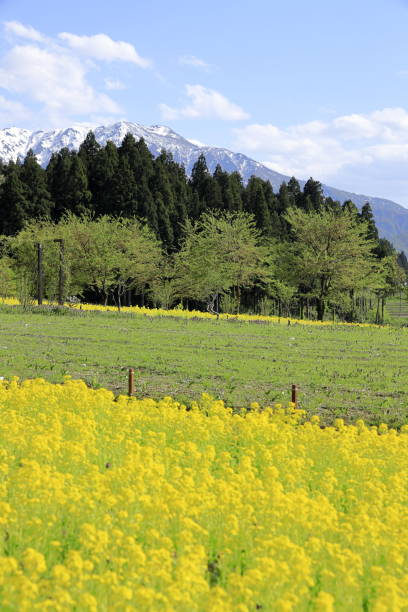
[128,368,135,397]
[291,384,298,408]
[53,238,65,305]
[37,242,43,305]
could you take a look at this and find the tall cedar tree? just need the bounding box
[20,150,54,221]
[0,161,30,235]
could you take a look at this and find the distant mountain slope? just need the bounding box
[1,121,408,252]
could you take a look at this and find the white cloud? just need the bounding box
[4,21,45,42]
[0,23,153,126]
[233,107,408,203]
[179,55,209,69]
[0,94,30,124]
[159,84,249,121]
[104,78,126,90]
[58,32,152,68]
[0,44,121,126]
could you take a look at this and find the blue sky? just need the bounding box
[2,0,408,205]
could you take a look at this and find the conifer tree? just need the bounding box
[156,193,174,247]
[109,155,138,216]
[245,177,271,234]
[302,178,324,211]
[134,137,154,180]
[342,199,359,217]
[46,148,73,219]
[324,197,340,213]
[397,251,408,272]
[151,153,176,249]
[65,155,92,216]
[191,154,210,200]
[359,202,379,242]
[0,161,30,235]
[91,140,119,215]
[287,177,302,207]
[20,150,54,220]
[78,131,101,171]
[168,163,189,245]
[119,133,140,170]
[229,172,244,211]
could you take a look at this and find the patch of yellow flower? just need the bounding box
[1,378,407,610]
[0,296,378,328]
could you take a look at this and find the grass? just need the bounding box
[386,294,408,320]
[1,303,408,426]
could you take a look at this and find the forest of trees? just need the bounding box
[0,131,406,322]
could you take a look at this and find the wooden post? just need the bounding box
[53,239,65,305]
[37,242,43,305]
[128,368,134,397]
[291,384,298,408]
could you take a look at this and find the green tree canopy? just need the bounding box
[284,207,379,320]
[175,211,270,313]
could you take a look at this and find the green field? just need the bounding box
[386,294,408,321]
[1,304,408,426]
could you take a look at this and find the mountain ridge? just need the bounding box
[1,121,408,252]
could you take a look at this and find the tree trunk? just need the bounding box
[375,298,380,324]
[316,298,325,321]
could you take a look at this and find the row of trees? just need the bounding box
[0,207,404,322]
[0,130,406,321]
[0,131,396,255]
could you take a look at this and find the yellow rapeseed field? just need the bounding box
[0,378,407,610]
[0,296,378,328]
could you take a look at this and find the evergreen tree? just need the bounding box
[156,193,174,247]
[134,137,154,180]
[46,148,74,219]
[397,251,408,272]
[374,238,395,259]
[151,153,176,249]
[287,177,302,207]
[20,150,54,220]
[276,182,293,239]
[214,164,233,210]
[229,172,244,212]
[137,178,158,234]
[78,131,101,171]
[245,177,271,234]
[359,202,379,242]
[91,140,119,215]
[0,161,30,234]
[119,133,140,170]
[191,154,210,201]
[168,163,189,245]
[302,178,324,211]
[189,191,203,220]
[342,199,359,217]
[65,156,92,216]
[109,155,138,216]
[324,197,342,214]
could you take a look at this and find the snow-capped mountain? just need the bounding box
[1,120,408,253]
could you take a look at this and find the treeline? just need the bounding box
[0,131,396,251]
[0,131,406,321]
